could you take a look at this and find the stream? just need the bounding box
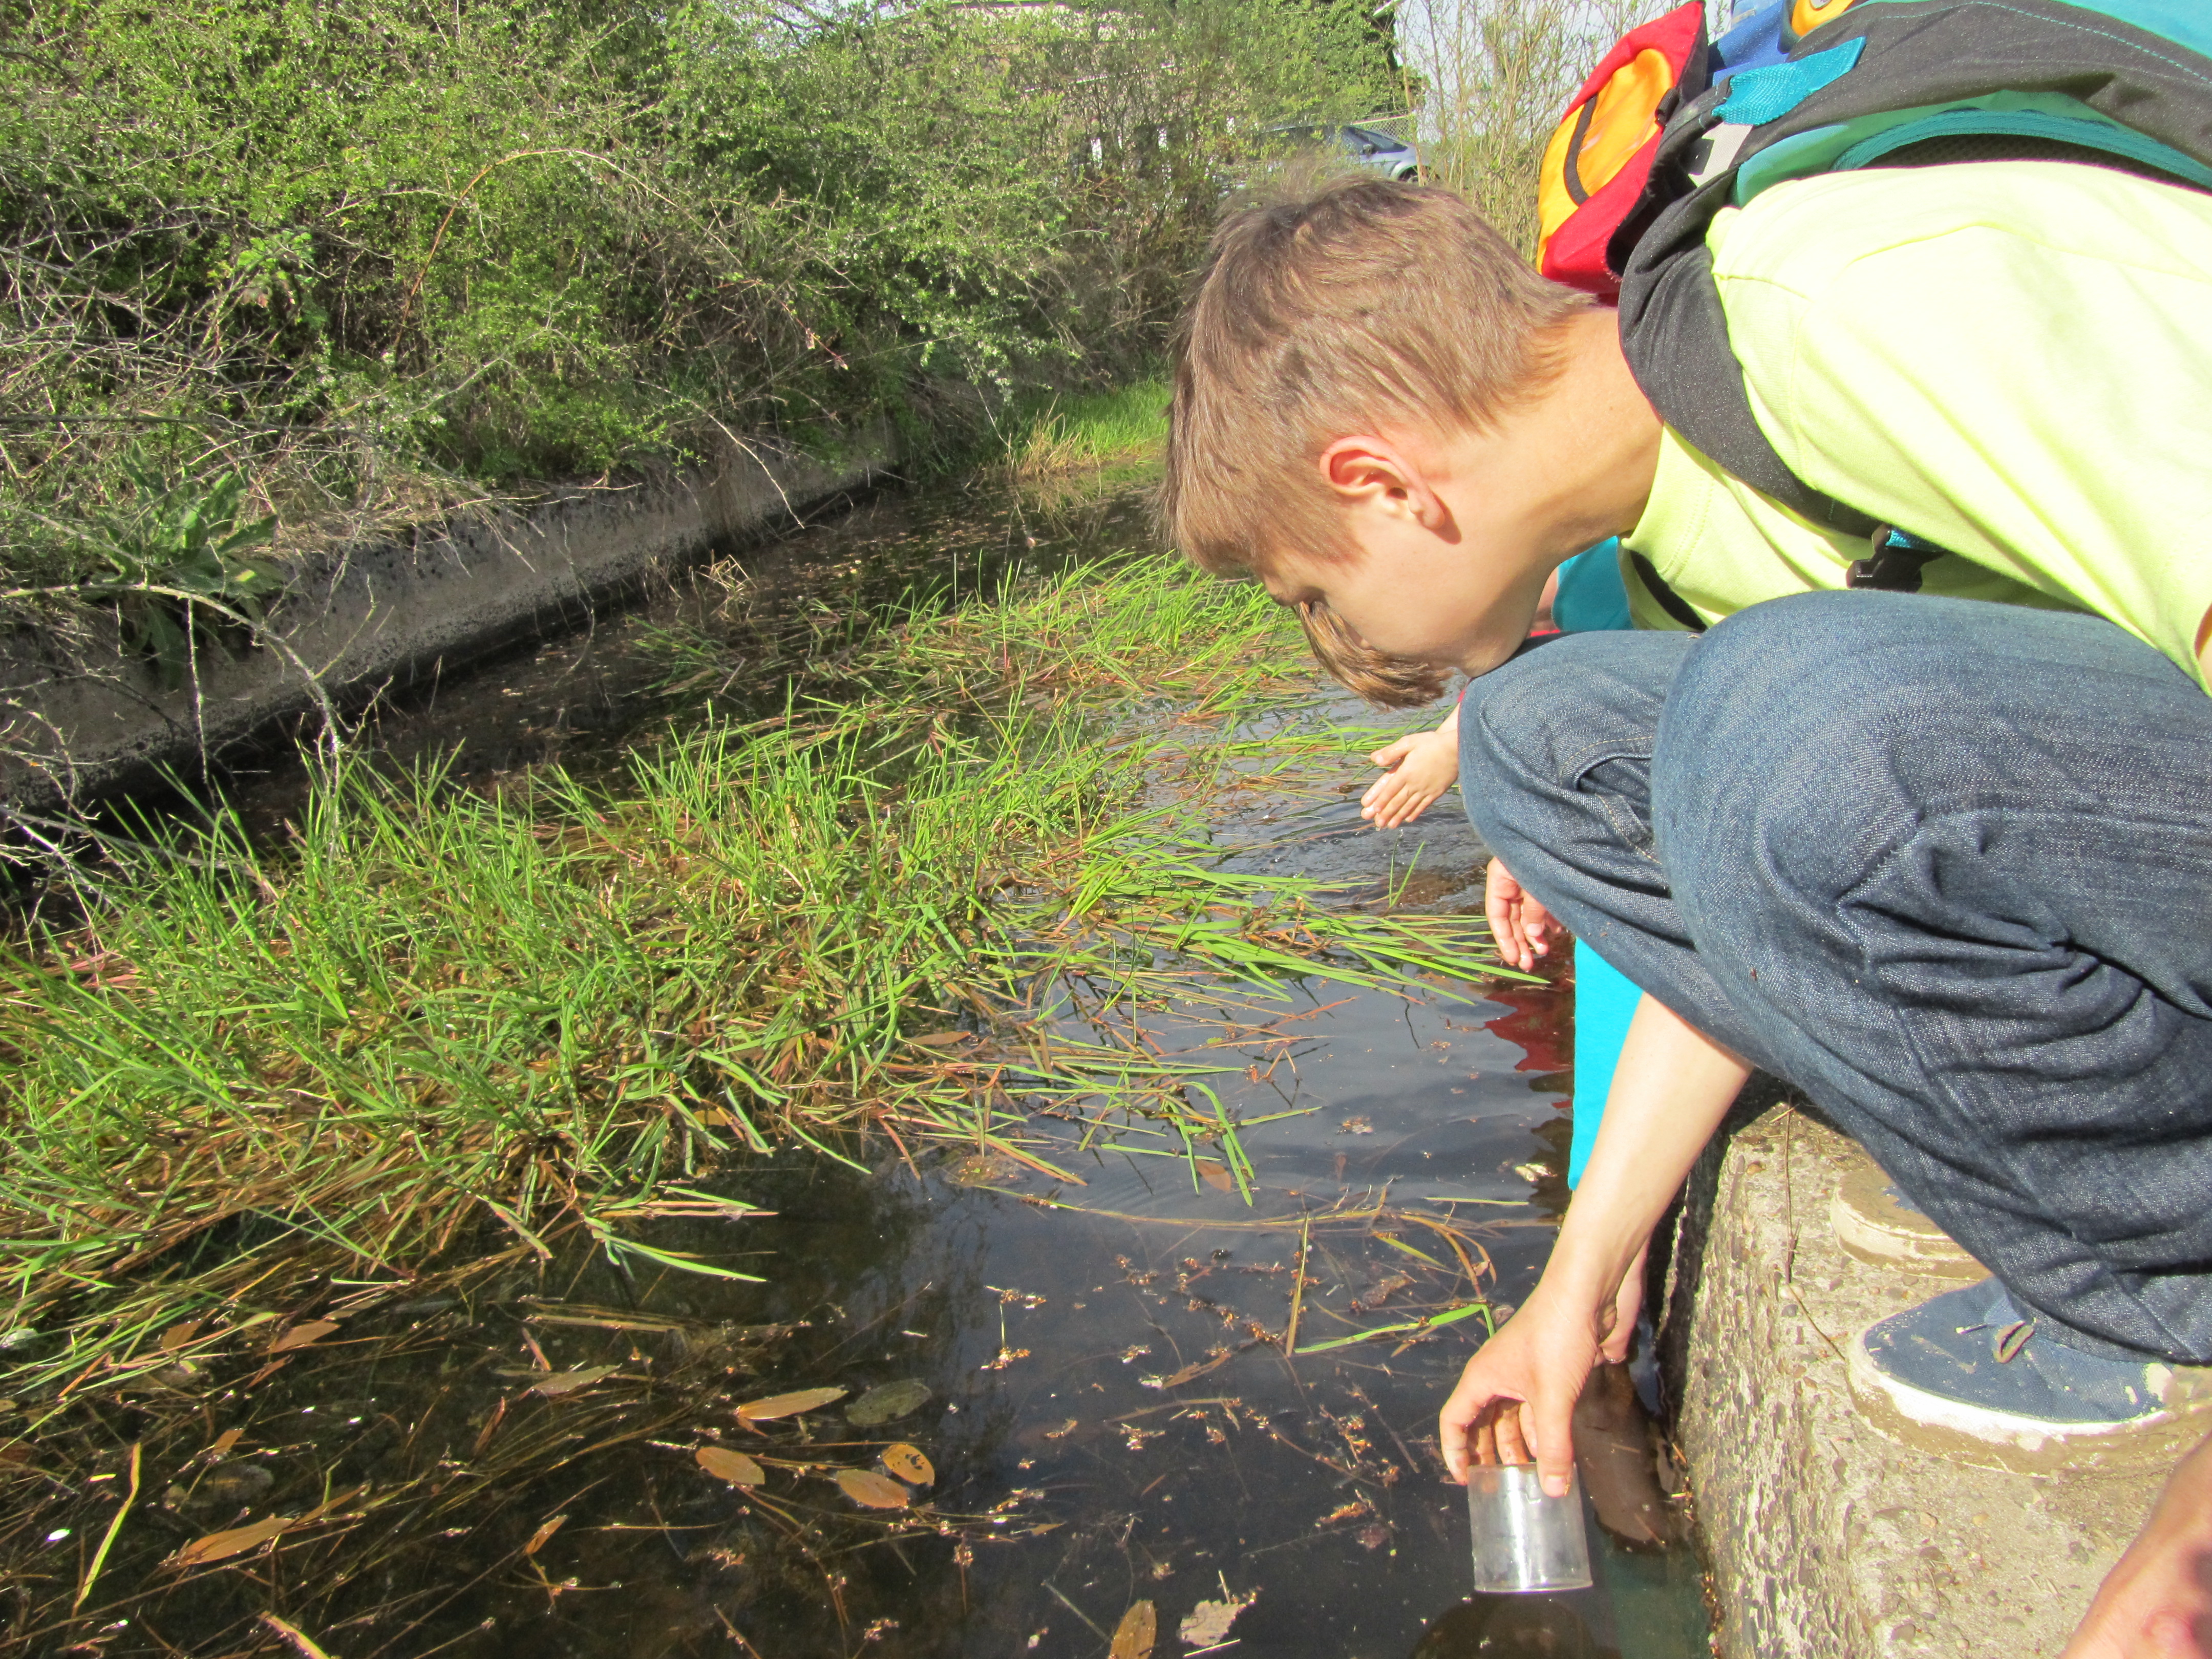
[29,473,1714,1658]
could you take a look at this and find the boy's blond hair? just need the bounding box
[1161,177,1589,580]
[1295,597,1451,709]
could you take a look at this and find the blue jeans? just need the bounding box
[1459,591,2212,1364]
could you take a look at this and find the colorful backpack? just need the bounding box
[1536,0,2212,608]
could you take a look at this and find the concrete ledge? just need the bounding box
[1660,1102,2154,1657]
[0,430,899,810]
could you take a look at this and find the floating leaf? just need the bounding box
[528,1365,619,1397]
[159,1321,203,1352]
[846,1380,931,1427]
[1179,1591,1256,1646]
[1110,1599,1156,1659]
[169,1514,293,1568]
[1195,1160,1233,1193]
[524,1513,567,1556]
[695,1446,764,1487]
[908,1030,972,1047]
[736,1386,846,1423]
[268,1320,339,1354]
[833,1468,911,1509]
[881,1443,933,1486]
[206,1428,243,1459]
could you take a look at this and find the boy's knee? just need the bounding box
[1457,631,1693,853]
[1653,592,2003,924]
[1459,632,1692,792]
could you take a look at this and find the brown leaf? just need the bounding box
[257,1613,334,1659]
[908,1030,972,1047]
[1110,1600,1156,1659]
[734,1386,846,1423]
[267,1320,339,1355]
[523,1513,567,1556]
[695,1445,765,1487]
[160,1320,203,1352]
[207,1427,243,1459]
[1178,1591,1256,1646]
[169,1514,294,1568]
[880,1443,933,1486]
[528,1365,619,1398]
[833,1468,911,1509]
[1195,1160,1233,1193]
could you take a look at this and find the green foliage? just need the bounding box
[0,0,1398,584]
[65,461,284,686]
[1005,376,1171,477]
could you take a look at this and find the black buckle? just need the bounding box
[1847,524,1943,593]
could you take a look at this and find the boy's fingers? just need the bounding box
[1533,1387,1579,1499]
[1440,1393,1477,1481]
[1492,1402,1533,1466]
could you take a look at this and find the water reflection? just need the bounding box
[1415,1594,1618,1658]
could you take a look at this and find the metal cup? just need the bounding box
[1466,1463,1592,1594]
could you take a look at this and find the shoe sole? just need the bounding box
[1846,1339,2212,1475]
[1830,1168,1985,1281]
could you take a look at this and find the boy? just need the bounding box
[1162,171,2212,1651]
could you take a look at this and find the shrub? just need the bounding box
[0,0,1397,585]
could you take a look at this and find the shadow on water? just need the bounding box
[4,471,1712,1657]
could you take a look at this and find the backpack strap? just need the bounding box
[1619,217,1882,541]
[1628,550,1710,631]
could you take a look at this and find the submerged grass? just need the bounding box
[0,550,1511,1415]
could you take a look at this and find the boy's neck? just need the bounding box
[1504,307,1663,559]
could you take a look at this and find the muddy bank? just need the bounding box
[0,429,897,813]
[1656,1102,2150,1657]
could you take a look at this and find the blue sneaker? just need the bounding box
[1847,1280,2212,1474]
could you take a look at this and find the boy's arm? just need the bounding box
[1440,992,1750,1493]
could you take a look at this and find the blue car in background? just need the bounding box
[1264,122,1421,181]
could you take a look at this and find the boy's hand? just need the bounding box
[1363,727,1458,828]
[1440,1271,1609,1495]
[1485,857,1558,971]
[2065,1430,2212,1657]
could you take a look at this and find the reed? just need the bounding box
[0,552,1513,1410]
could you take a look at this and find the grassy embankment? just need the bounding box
[0,549,1509,1410]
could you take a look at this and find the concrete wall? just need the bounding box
[0,432,898,811]
[1656,1102,2155,1657]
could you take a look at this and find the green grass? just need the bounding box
[0,551,1517,1405]
[1004,378,1170,478]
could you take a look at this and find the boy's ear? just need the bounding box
[1316,436,1450,528]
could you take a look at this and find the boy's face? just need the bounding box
[1256,309,1658,674]
[1260,423,1566,677]
[1263,513,1549,678]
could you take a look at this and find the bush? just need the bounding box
[0,0,1398,584]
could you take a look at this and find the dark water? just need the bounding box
[17,475,1711,1658]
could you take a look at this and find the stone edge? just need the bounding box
[0,429,900,811]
